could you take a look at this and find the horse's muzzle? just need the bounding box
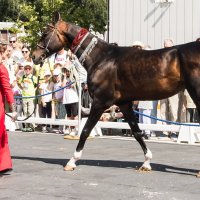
[31,53,46,65]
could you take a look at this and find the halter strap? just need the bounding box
[78,37,98,65]
[37,24,57,53]
[70,28,89,53]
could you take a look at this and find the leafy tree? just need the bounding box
[0,0,21,21]
[0,0,107,47]
[60,0,107,32]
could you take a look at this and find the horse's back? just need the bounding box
[88,44,184,104]
[110,46,183,101]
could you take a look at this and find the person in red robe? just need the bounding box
[0,41,17,174]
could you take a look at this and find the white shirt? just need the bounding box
[54,82,64,100]
[40,82,54,102]
[72,57,87,83]
[11,49,23,63]
[184,90,196,108]
[63,79,79,104]
[4,57,16,83]
[52,51,68,65]
[138,101,153,110]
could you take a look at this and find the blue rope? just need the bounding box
[134,110,200,127]
[14,81,75,99]
[14,81,200,127]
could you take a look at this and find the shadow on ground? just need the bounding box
[12,156,199,177]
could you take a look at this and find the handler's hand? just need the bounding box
[11,111,17,122]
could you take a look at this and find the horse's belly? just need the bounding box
[117,81,184,101]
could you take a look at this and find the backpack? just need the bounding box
[22,74,37,88]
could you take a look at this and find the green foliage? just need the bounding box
[0,0,107,48]
[0,0,21,21]
[60,0,107,32]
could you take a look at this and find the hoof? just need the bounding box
[63,135,80,140]
[64,135,94,140]
[196,172,200,178]
[64,165,76,171]
[136,166,152,172]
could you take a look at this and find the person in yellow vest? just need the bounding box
[34,58,54,84]
[18,62,37,132]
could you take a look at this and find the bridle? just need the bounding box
[37,23,98,65]
[37,24,62,56]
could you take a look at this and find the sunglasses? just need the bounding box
[22,51,28,53]
[24,68,31,70]
[10,41,16,43]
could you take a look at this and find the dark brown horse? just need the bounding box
[32,12,200,175]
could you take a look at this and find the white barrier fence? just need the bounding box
[5,115,200,145]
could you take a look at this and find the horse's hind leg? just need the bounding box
[186,85,200,124]
[118,102,152,171]
[64,102,105,171]
[185,85,200,177]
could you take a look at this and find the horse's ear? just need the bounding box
[52,11,61,25]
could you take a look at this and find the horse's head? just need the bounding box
[32,12,69,65]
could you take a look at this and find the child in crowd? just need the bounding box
[40,70,54,133]
[11,78,23,129]
[54,62,62,70]
[62,66,79,136]
[17,62,37,132]
[53,68,66,134]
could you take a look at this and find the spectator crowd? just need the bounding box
[1,35,86,137]
[0,35,198,140]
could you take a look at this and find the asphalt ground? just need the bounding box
[0,131,200,200]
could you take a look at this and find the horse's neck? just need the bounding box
[73,33,106,71]
[67,23,82,44]
[66,23,107,71]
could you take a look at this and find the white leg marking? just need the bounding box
[67,150,83,168]
[142,148,152,170]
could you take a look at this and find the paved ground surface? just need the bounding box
[1,131,200,200]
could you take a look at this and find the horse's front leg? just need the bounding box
[119,102,152,171]
[64,103,105,171]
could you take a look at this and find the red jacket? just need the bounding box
[0,63,14,171]
[0,63,14,108]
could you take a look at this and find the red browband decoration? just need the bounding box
[70,28,88,53]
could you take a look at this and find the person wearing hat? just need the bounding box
[53,68,66,134]
[34,57,54,84]
[39,70,54,133]
[18,62,37,132]
[0,42,17,174]
[62,65,79,137]
[132,41,144,49]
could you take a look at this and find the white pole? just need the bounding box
[78,70,82,136]
[72,56,87,136]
